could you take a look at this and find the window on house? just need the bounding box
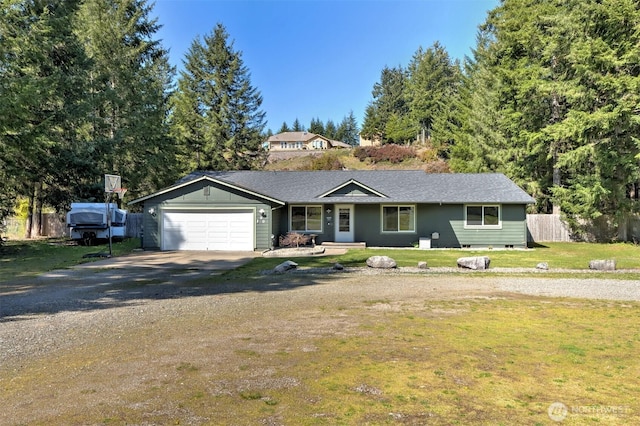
[465,205,501,228]
[382,205,415,232]
[291,206,322,232]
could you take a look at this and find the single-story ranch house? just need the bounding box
[264,131,351,151]
[129,170,535,251]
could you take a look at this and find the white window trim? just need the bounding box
[464,204,502,229]
[289,205,323,233]
[381,204,416,233]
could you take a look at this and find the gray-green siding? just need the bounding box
[272,203,528,248]
[135,174,530,250]
[141,180,277,251]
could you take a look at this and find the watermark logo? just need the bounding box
[548,402,631,422]
[548,402,568,422]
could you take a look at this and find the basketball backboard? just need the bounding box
[104,174,121,193]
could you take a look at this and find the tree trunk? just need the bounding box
[33,182,43,237]
[550,89,562,214]
[24,186,34,239]
[552,147,561,214]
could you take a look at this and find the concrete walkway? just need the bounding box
[74,250,261,271]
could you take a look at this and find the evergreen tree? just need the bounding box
[0,0,91,235]
[475,0,640,237]
[291,118,304,132]
[324,120,337,140]
[171,23,266,171]
[335,111,359,145]
[405,42,461,150]
[77,0,176,201]
[308,117,325,135]
[278,122,290,133]
[360,66,407,143]
[446,30,507,174]
[361,102,383,143]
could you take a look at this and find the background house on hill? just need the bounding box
[264,131,351,151]
[358,134,382,147]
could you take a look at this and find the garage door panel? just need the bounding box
[163,211,254,251]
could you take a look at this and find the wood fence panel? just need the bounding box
[126,213,143,238]
[527,214,572,242]
[3,213,143,239]
[42,214,68,237]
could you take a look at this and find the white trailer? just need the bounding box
[66,202,127,245]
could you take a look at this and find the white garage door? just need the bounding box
[162,210,254,251]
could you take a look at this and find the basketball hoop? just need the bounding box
[104,174,121,193]
[113,188,128,200]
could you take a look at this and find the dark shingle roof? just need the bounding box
[165,170,535,205]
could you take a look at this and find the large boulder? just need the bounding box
[457,256,490,270]
[366,255,397,269]
[274,260,298,274]
[589,259,616,271]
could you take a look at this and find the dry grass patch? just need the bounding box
[1,282,639,425]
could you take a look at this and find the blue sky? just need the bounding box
[152,0,499,133]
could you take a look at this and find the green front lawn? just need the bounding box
[226,242,640,281]
[0,238,140,282]
[2,239,640,284]
[333,242,640,269]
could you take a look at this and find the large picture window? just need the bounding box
[382,205,415,232]
[291,205,322,232]
[465,205,501,228]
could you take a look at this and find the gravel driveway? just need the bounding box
[1,261,639,424]
[2,262,639,365]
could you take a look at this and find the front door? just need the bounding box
[335,204,354,243]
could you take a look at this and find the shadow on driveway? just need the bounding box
[0,250,339,320]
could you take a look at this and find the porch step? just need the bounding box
[320,242,367,250]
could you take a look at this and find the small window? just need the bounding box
[291,205,322,232]
[465,205,501,228]
[382,205,415,232]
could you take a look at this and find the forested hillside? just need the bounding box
[2,0,639,240]
[362,0,640,237]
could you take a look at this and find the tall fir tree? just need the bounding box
[335,111,359,145]
[405,42,461,151]
[446,30,508,175]
[470,0,640,238]
[324,120,337,140]
[0,0,91,236]
[360,66,408,143]
[291,118,304,132]
[278,122,291,133]
[77,0,176,201]
[308,117,325,135]
[171,23,266,171]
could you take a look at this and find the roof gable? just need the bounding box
[318,179,387,199]
[128,175,285,206]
